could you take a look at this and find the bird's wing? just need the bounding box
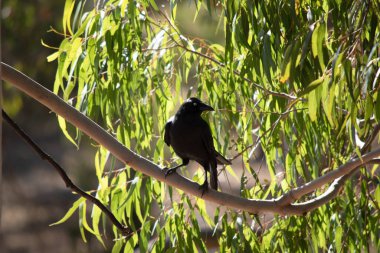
[200,122,216,157]
[200,121,231,165]
[215,151,232,165]
[164,118,173,146]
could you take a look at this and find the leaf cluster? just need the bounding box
[49,0,380,251]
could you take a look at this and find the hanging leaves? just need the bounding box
[50,0,380,251]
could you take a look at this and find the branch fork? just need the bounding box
[2,62,379,223]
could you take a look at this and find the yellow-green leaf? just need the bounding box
[63,0,75,35]
[46,51,60,62]
[50,197,85,226]
[58,116,78,147]
[308,89,317,121]
[311,23,326,70]
[298,76,325,96]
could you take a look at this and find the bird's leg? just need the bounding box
[199,171,209,197]
[165,159,189,177]
[164,163,182,177]
[199,181,209,197]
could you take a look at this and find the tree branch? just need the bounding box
[276,123,380,208]
[361,123,380,154]
[275,153,380,209]
[286,156,380,213]
[2,110,132,236]
[2,62,379,216]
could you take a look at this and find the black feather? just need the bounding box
[163,98,230,194]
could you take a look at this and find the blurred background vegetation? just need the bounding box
[2,0,62,113]
[2,0,103,252]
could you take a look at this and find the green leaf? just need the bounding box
[50,197,85,226]
[225,164,239,181]
[79,201,87,243]
[46,51,60,62]
[322,82,336,127]
[149,0,159,11]
[375,185,380,203]
[94,146,109,181]
[375,92,380,122]
[308,89,318,121]
[91,205,105,247]
[262,33,273,82]
[193,0,202,22]
[124,233,138,252]
[280,43,294,83]
[57,116,78,147]
[364,94,373,123]
[138,221,151,253]
[80,201,99,237]
[311,23,326,70]
[318,226,326,249]
[196,198,213,228]
[170,0,177,19]
[62,0,75,35]
[285,153,294,184]
[311,24,319,57]
[298,76,325,97]
[112,240,124,253]
[335,225,343,251]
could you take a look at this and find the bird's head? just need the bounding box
[178,97,214,115]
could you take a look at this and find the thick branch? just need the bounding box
[2,110,132,236]
[275,151,380,208]
[2,62,379,216]
[286,156,380,213]
[276,125,380,208]
[282,166,371,214]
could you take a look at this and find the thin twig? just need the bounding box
[2,110,133,237]
[361,124,380,154]
[231,97,301,162]
[153,11,297,100]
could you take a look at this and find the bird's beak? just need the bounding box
[199,103,214,112]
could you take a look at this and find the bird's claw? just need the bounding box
[164,168,176,178]
[199,182,209,197]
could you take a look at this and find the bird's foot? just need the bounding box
[198,182,209,197]
[164,168,176,178]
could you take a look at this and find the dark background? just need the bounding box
[1,0,103,252]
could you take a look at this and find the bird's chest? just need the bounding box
[169,118,207,159]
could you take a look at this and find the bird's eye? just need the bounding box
[193,102,197,106]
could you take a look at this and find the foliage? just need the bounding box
[49,0,380,251]
[2,0,64,115]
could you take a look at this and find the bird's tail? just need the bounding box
[209,160,218,190]
[215,151,232,165]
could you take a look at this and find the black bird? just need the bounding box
[164,97,231,194]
